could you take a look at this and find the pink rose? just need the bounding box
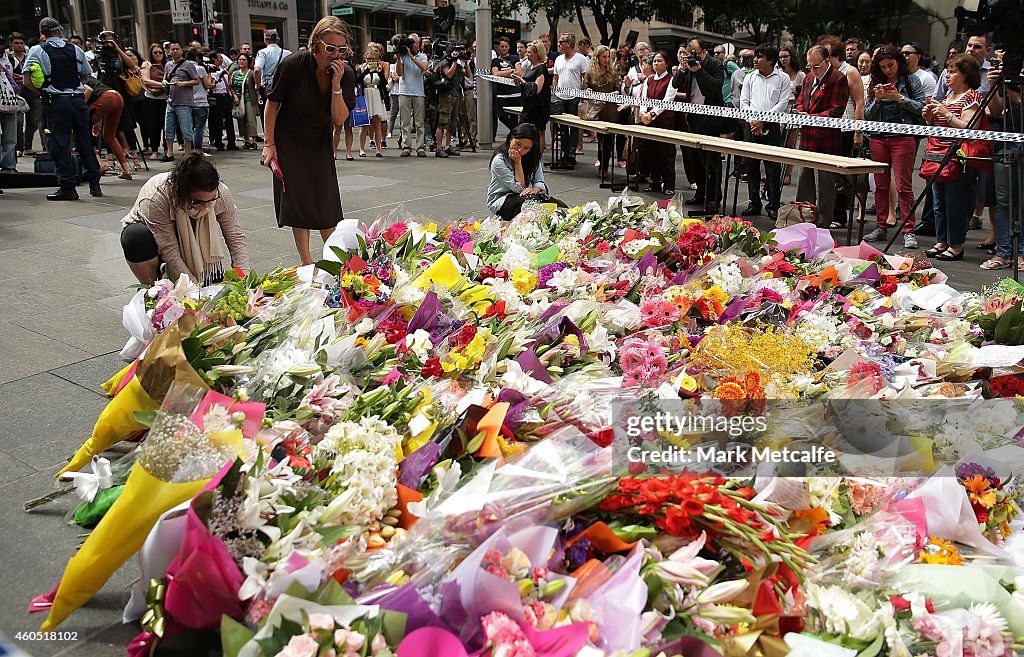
[481,611,526,646]
[308,613,335,632]
[275,634,319,657]
[333,628,365,655]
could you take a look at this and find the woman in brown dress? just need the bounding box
[263,16,355,265]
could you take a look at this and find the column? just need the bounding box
[98,0,114,29]
[475,0,492,147]
[133,0,148,51]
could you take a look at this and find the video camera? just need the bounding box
[955,0,1024,82]
[431,40,467,63]
[391,34,414,57]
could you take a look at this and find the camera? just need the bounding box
[955,0,1024,83]
[391,34,414,57]
[687,53,700,67]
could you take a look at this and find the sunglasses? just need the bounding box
[321,43,351,54]
[189,189,222,206]
[809,62,827,69]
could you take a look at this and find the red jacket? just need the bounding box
[797,65,849,155]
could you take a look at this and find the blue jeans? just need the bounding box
[993,147,1021,259]
[191,106,209,151]
[932,172,975,247]
[164,104,194,147]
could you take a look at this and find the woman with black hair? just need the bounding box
[487,123,566,220]
[120,152,249,285]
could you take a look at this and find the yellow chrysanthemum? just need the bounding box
[510,269,537,295]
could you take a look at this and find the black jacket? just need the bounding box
[673,53,728,135]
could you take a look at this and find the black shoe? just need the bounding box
[684,196,705,205]
[741,205,762,217]
[89,181,103,197]
[446,147,461,156]
[865,205,876,215]
[215,144,225,151]
[227,144,239,151]
[159,155,175,162]
[934,249,964,261]
[46,187,79,201]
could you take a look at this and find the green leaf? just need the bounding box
[316,524,360,546]
[380,610,408,646]
[221,615,255,657]
[133,409,158,427]
[314,259,343,278]
[314,579,356,606]
[856,632,885,657]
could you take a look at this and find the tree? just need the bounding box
[490,0,576,43]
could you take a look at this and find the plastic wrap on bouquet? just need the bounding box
[123,499,192,623]
[807,510,918,589]
[351,426,615,594]
[58,314,208,477]
[120,288,153,361]
[40,384,246,629]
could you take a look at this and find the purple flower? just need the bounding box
[446,229,472,251]
[537,262,568,289]
[955,462,995,480]
[565,538,590,570]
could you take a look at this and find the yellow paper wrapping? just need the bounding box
[413,255,493,314]
[57,375,159,477]
[58,316,208,477]
[43,429,243,629]
[100,363,135,397]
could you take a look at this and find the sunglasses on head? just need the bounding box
[321,43,350,53]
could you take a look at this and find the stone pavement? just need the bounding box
[0,140,1008,656]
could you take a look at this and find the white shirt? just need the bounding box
[254,43,291,88]
[913,67,937,99]
[641,70,678,118]
[553,51,589,100]
[740,66,792,117]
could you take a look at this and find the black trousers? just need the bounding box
[143,97,166,152]
[208,93,236,147]
[492,94,518,139]
[641,139,676,191]
[45,95,100,188]
[744,124,783,211]
[690,145,722,205]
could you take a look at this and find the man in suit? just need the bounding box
[795,44,849,227]
[675,37,727,213]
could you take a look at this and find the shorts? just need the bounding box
[437,94,458,130]
[120,222,159,263]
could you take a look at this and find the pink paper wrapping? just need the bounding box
[396,619,589,657]
[162,460,246,629]
[190,389,266,440]
[773,224,836,260]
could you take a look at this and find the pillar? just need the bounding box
[475,0,492,147]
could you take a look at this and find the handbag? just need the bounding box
[231,72,249,119]
[918,137,962,183]
[775,201,818,229]
[0,71,20,113]
[120,70,143,97]
[351,93,370,127]
[962,112,993,172]
[578,98,604,121]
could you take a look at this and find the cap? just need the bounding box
[907,41,925,55]
[39,17,63,34]
[264,29,279,41]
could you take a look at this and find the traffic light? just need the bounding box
[189,0,203,24]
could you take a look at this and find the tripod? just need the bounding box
[881,80,1005,262]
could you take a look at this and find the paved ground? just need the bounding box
[0,134,1009,656]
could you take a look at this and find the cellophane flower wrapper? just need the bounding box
[350,426,614,593]
[41,383,245,629]
[807,510,918,589]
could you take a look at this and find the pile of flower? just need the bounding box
[27,197,1024,657]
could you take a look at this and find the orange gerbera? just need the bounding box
[963,475,997,509]
[793,506,831,535]
[917,536,964,566]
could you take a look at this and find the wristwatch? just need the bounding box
[332,88,345,95]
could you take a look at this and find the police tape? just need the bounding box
[477,73,1024,144]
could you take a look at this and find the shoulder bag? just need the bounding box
[775,201,818,229]
[0,70,21,113]
[120,70,143,96]
[919,137,962,183]
[231,72,249,119]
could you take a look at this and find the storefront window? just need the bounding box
[82,0,102,40]
[296,0,316,48]
[370,11,399,49]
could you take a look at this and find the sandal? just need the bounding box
[663,189,675,197]
[977,241,995,249]
[924,244,949,257]
[829,221,845,229]
[644,185,662,193]
[981,257,1011,270]
[376,152,383,157]
[359,152,367,158]
[934,248,964,261]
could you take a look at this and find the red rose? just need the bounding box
[925,599,935,613]
[889,595,911,612]
[448,324,478,348]
[384,326,406,344]
[480,265,498,280]
[421,357,443,378]
[878,279,898,296]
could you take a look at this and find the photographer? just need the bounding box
[675,37,727,213]
[93,30,141,161]
[207,49,236,150]
[430,41,466,157]
[254,29,290,128]
[395,33,428,157]
[981,57,1023,269]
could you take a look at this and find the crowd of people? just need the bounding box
[1,16,1021,273]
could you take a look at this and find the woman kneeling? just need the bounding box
[120,152,250,285]
[487,123,566,221]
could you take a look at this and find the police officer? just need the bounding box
[23,17,102,200]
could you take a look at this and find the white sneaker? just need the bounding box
[864,228,887,242]
[903,233,918,249]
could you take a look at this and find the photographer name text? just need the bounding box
[626,444,838,465]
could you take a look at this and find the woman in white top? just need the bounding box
[357,43,389,158]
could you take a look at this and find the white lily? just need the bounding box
[654,531,719,587]
[697,604,756,625]
[696,579,749,605]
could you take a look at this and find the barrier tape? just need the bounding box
[478,73,1024,143]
